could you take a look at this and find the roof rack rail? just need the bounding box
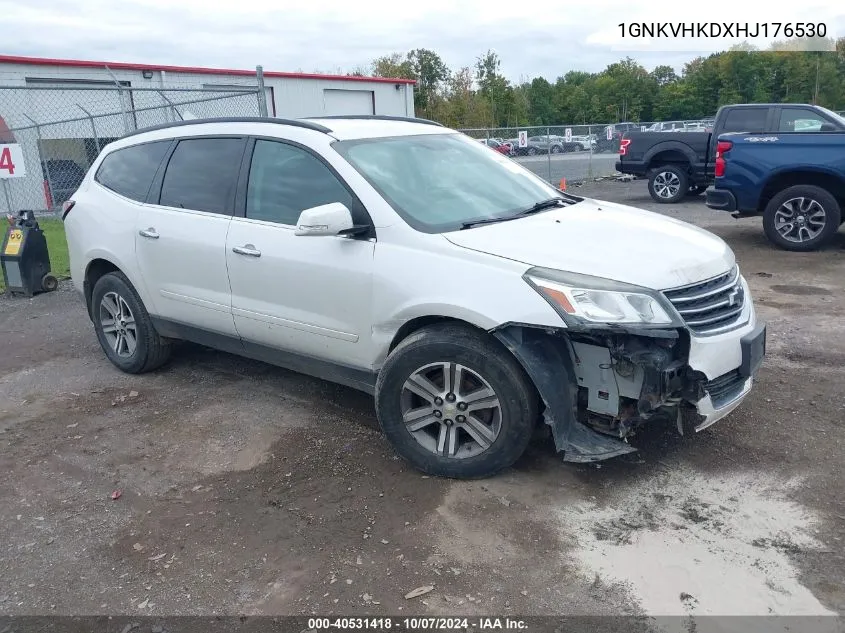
[309,115,444,127]
[121,116,333,139]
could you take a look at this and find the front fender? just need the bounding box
[492,324,637,463]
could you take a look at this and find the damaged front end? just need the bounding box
[493,323,723,463]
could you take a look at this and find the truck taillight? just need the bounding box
[714,140,732,178]
[619,139,631,156]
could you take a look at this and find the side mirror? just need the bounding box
[820,123,837,133]
[294,202,367,237]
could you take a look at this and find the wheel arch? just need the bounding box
[383,315,494,363]
[83,257,122,320]
[82,253,151,321]
[758,169,845,213]
[644,142,696,172]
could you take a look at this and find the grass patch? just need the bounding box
[0,217,69,293]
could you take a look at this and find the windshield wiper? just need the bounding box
[460,197,568,229]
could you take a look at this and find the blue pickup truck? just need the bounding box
[705,106,845,251]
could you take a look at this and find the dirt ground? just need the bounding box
[1,180,843,623]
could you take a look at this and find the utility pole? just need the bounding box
[814,56,820,105]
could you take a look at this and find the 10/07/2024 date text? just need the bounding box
[307,617,529,630]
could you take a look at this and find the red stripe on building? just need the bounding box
[0,55,416,85]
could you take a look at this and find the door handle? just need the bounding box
[138,228,159,239]
[232,244,261,257]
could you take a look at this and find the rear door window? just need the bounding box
[159,138,245,214]
[95,141,171,202]
[778,109,828,132]
[721,109,769,134]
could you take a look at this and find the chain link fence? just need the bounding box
[0,84,267,214]
[460,119,716,186]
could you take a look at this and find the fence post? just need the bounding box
[157,91,183,122]
[2,180,12,215]
[23,114,55,210]
[105,65,132,134]
[77,104,100,153]
[546,126,552,184]
[587,125,593,181]
[256,66,269,117]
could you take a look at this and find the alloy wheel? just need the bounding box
[99,291,137,358]
[653,171,681,199]
[774,197,826,243]
[400,362,502,459]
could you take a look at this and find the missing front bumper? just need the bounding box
[493,322,763,463]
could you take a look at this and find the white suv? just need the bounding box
[63,115,766,479]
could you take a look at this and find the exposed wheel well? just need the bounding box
[647,151,691,172]
[758,171,845,212]
[84,259,120,318]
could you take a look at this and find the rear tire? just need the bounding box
[648,165,689,204]
[91,271,171,374]
[375,323,538,479]
[762,185,841,252]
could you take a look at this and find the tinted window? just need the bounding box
[721,109,768,133]
[159,138,244,214]
[246,140,356,226]
[95,141,170,202]
[778,109,827,132]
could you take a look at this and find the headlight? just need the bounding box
[524,267,676,326]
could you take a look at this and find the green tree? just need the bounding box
[475,50,512,126]
[527,77,554,125]
[651,65,678,86]
[407,48,450,115]
[371,53,414,80]
[368,44,845,129]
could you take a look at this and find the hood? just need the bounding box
[443,197,735,290]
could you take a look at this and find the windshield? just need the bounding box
[818,106,845,128]
[333,133,571,233]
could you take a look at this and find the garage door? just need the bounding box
[323,89,375,116]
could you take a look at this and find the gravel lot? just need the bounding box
[1,180,844,624]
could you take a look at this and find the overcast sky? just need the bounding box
[4,0,844,82]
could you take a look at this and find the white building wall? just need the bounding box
[0,60,415,211]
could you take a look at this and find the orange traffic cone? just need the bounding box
[559,178,567,191]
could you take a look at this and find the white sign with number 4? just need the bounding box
[0,144,26,179]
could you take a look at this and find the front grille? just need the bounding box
[663,266,746,335]
[705,369,745,406]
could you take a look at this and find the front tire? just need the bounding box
[375,324,538,479]
[762,185,841,252]
[91,271,171,374]
[648,165,689,203]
